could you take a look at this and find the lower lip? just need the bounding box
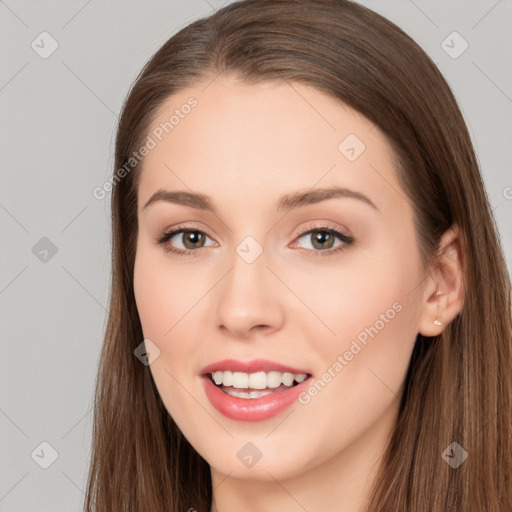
[202,375,311,421]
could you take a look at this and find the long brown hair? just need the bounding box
[84,1,512,510]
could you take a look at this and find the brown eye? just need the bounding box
[309,230,336,250]
[157,227,217,255]
[181,231,206,249]
[292,226,355,258]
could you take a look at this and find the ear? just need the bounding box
[418,224,465,337]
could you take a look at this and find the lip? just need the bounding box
[200,358,311,376]
[200,359,313,422]
[202,374,312,422]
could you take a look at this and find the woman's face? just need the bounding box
[133,76,430,481]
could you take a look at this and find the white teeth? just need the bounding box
[210,370,309,389]
[248,371,267,390]
[225,388,275,399]
[223,370,233,386]
[232,372,249,388]
[267,371,283,388]
[281,372,294,386]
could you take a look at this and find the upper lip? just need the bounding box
[200,359,311,376]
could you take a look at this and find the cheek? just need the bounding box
[133,255,167,340]
[133,243,209,388]
[290,265,421,449]
[288,249,419,343]
[289,241,423,388]
[133,246,203,423]
[133,242,200,341]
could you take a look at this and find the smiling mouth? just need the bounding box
[207,370,312,400]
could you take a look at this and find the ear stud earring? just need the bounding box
[434,291,442,325]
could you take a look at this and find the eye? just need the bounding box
[157,226,216,255]
[291,225,355,257]
[156,223,355,258]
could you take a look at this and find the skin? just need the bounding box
[133,75,464,512]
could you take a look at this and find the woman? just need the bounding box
[84,0,512,510]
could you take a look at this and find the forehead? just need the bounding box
[137,76,404,216]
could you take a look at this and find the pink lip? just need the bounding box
[200,359,313,421]
[202,374,312,422]
[200,358,310,376]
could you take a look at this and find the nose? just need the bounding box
[214,250,285,339]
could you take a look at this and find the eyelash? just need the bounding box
[156,223,355,258]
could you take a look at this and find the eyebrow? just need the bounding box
[142,186,378,213]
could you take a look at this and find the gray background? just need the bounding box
[1,0,511,510]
